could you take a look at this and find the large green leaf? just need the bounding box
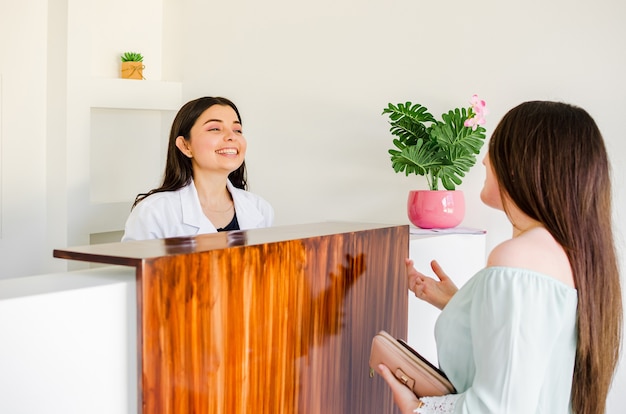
[438,152,478,190]
[389,138,448,177]
[383,102,436,146]
[431,108,486,154]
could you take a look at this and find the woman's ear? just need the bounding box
[175,136,192,158]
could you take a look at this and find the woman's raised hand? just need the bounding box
[406,259,458,310]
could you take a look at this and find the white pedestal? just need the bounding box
[0,266,137,414]
[407,232,486,365]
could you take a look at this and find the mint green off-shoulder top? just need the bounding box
[427,267,578,414]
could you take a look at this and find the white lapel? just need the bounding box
[180,181,218,233]
[227,180,265,229]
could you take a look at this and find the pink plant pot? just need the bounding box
[407,190,465,229]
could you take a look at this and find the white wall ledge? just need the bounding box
[89,78,182,110]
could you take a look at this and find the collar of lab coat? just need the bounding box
[180,180,265,233]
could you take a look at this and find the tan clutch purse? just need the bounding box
[369,330,456,397]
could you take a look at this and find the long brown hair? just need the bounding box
[489,101,622,414]
[132,96,248,208]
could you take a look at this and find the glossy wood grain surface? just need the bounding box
[55,222,408,413]
[53,222,398,265]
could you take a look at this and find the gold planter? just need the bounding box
[121,61,144,80]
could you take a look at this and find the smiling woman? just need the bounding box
[121,97,274,241]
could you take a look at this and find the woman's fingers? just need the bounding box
[430,260,450,282]
[376,364,422,413]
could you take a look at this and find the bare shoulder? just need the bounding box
[487,227,575,288]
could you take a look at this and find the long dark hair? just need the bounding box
[132,97,247,208]
[489,101,622,414]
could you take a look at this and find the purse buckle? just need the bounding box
[394,368,415,390]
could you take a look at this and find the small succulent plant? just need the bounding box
[120,52,144,62]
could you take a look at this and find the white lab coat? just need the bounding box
[121,180,274,241]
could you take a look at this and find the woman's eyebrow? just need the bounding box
[202,118,223,125]
[202,119,241,125]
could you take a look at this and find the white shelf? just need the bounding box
[89,78,182,110]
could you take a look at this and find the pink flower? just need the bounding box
[464,94,488,130]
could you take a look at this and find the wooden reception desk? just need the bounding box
[53,222,409,414]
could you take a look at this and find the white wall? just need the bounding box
[0,0,54,276]
[0,0,625,411]
[180,0,626,253]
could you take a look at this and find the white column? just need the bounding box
[407,232,486,365]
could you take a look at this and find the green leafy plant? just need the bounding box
[382,95,488,191]
[120,52,144,62]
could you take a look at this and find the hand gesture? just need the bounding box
[407,259,458,310]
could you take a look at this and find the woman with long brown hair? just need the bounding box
[122,96,273,240]
[377,101,622,413]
